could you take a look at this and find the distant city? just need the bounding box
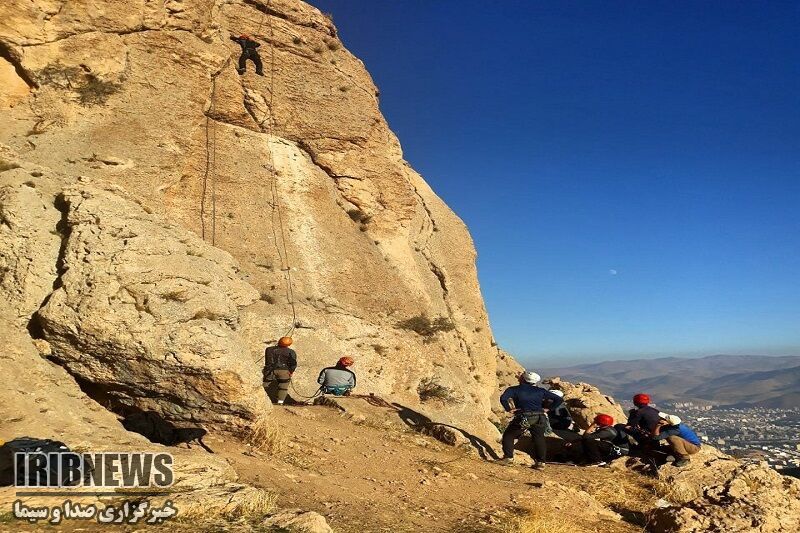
[662,403,800,472]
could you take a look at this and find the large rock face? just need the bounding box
[0,0,506,437]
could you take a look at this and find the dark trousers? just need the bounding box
[583,437,614,462]
[501,414,548,462]
[238,51,263,74]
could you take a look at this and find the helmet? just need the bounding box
[278,336,293,347]
[521,370,541,384]
[338,356,354,367]
[659,412,682,425]
[240,34,250,40]
[594,414,614,427]
[549,390,564,398]
[633,393,650,406]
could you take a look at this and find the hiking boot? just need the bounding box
[531,462,545,471]
[495,457,514,466]
[673,458,690,468]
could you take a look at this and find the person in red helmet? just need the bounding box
[230,34,264,76]
[317,357,356,396]
[580,414,630,466]
[625,393,661,445]
[263,336,297,405]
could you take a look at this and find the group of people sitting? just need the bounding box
[499,370,702,470]
[261,337,357,404]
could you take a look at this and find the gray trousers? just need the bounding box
[264,369,292,402]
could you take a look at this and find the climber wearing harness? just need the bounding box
[624,393,661,445]
[317,357,356,396]
[580,414,630,466]
[230,34,264,76]
[498,370,564,470]
[263,337,297,405]
[545,390,575,432]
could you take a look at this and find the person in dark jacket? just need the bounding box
[317,357,356,396]
[545,390,575,431]
[625,393,661,445]
[498,370,564,470]
[263,336,297,404]
[581,414,630,465]
[230,34,264,76]
[653,413,702,467]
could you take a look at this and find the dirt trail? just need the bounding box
[208,397,652,532]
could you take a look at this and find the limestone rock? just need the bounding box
[33,185,266,432]
[652,462,800,532]
[545,377,627,430]
[263,509,333,533]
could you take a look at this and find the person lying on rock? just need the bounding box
[230,34,264,76]
[652,413,702,468]
[578,414,630,466]
[317,357,356,396]
[263,336,297,405]
[624,393,661,446]
[497,370,564,470]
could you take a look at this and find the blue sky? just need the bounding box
[311,1,800,366]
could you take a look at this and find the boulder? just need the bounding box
[545,377,627,430]
[263,509,333,533]
[34,185,266,433]
[652,462,800,532]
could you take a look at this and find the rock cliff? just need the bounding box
[0,0,505,438]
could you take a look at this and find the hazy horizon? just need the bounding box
[525,350,800,369]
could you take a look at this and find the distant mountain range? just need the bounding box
[540,355,800,408]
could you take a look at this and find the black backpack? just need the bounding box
[0,437,82,487]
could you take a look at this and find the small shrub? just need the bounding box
[326,40,340,51]
[417,377,460,404]
[312,44,324,54]
[260,292,275,304]
[292,36,302,45]
[77,75,121,106]
[397,315,455,338]
[372,344,388,356]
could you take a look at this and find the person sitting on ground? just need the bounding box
[317,357,356,396]
[230,34,264,76]
[624,393,661,446]
[580,414,630,466]
[263,336,297,405]
[652,413,702,467]
[545,390,575,432]
[498,370,564,470]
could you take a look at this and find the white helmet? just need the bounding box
[549,389,564,398]
[521,370,541,384]
[659,412,682,425]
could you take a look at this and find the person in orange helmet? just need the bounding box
[263,337,296,404]
[317,357,356,396]
[230,33,264,76]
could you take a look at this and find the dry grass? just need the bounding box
[652,477,701,504]
[417,377,461,404]
[502,507,576,533]
[247,417,288,454]
[175,487,277,521]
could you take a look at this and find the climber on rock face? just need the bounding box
[230,34,264,76]
[653,413,702,467]
[263,336,297,405]
[497,370,564,470]
[317,357,356,396]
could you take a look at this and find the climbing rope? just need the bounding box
[203,0,299,339]
[260,0,299,338]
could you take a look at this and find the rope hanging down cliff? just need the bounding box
[203,2,299,340]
